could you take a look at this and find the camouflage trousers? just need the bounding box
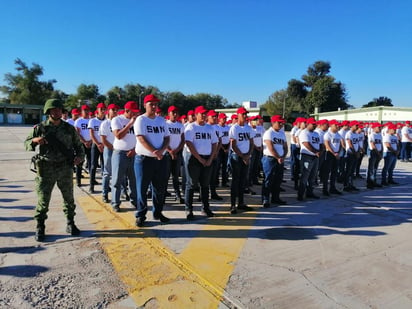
[34,160,76,222]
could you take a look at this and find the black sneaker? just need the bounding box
[230,206,237,214]
[66,223,80,236]
[263,202,270,208]
[272,199,287,205]
[323,190,330,196]
[201,208,215,217]
[102,195,110,203]
[381,181,389,186]
[374,183,382,188]
[343,186,352,192]
[154,214,170,223]
[366,183,374,189]
[186,211,195,220]
[237,204,253,211]
[330,189,342,195]
[388,180,399,185]
[113,205,120,212]
[35,225,45,242]
[350,186,359,191]
[136,217,145,227]
[306,193,320,199]
[297,195,304,201]
[179,198,185,204]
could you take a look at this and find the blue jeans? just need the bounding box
[400,142,410,160]
[261,155,283,203]
[102,147,112,196]
[134,155,168,219]
[382,152,397,182]
[111,150,137,208]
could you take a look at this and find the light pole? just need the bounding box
[139,91,144,110]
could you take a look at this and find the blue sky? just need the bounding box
[1,0,411,107]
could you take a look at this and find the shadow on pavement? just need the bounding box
[0,265,49,277]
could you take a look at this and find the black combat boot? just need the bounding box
[35,221,45,242]
[66,220,80,236]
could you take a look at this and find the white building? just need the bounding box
[312,106,412,123]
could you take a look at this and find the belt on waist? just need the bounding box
[301,153,317,158]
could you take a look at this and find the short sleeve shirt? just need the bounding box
[185,123,218,155]
[323,130,342,153]
[88,117,103,143]
[345,130,359,153]
[74,118,91,141]
[166,120,184,151]
[263,127,286,157]
[299,129,320,156]
[99,118,115,145]
[252,126,264,147]
[368,132,382,152]
[383,134,398,153]
[111,115,136,151]
[218,125,230,145]
[229,124,254,154]
[134,115,169,157]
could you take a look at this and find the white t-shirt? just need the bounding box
[111,115,136,151]
[185,122,218,156]
[345,130,360,154]
[290,126,299,145]
[324,130,342,153]
[166,120,184,151]
[229,124,254,154]
[75,118,91,141]
[294,128,303,148]
[88,117,103,143]
[383,134,398,153]
[381,126,388,137]
[338,128,349,141]
[252,126,264,147]
[67,118,75,126]
[368,132,382,152]
[218,125,230,145]
[99,118,115,145]
[263,127,286,157]
[314,128,326,144]
[299,129,320,156]
[134,115,169,157]
[401,126,412,142]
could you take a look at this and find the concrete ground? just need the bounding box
[1,125,411,308]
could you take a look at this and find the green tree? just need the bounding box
[0,58,56,105]
[362,96,393,108]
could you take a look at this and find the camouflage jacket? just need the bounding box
[25,119,85,163]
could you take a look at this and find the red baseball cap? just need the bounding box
[89,111,94,116]
[296,117,306,123]
[341,120,350,126]
[237,107,249,114]
[349,120,359,127]
[96,103,106,109]
[371,122,382,128]
[317,119,329,125]
[231,114,238,120]
[306,117,317,125]
[107,104,120,110]
[118,110,125,115]
[81,105,90,111]
[71,108,80,115]
[255,115,263,120]
[179,115,187,120]
[328,119,339,126]
[194,105,208,114]
[187,110,194,116]
[144,94,160,104]
[406,121,411,125]
[207,110,218,117]
[388,124,397,130]
[271,115,285,123]
[218,113,227,119]
[168,105,179,113]
[155,107,162,113]
[124,101,140,113]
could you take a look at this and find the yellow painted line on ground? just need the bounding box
[77,191,257,308]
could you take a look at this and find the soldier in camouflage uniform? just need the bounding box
[25,99,85,241]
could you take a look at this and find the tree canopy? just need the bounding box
[362,96,393,108]
[262,60,349,120]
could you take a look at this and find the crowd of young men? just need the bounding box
[65,95,410,227]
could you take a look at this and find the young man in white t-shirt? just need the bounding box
[229,107,254,213]
[74,105,92,187]
[249,116,264,186]
[343,121,360,192]
[216,113,230,187]
[321,119,342,195]
[110,101,139,212]
[382,124,399,185]
[67,108,79,126]
[206,110,223,201]
[88,102,106,193]
[99,104,119,203]
[165,105,185,204]
[261,115,288,208]
[184,105,218,219]
[400,121,412,162]
[297,117,320,200]
[134,94,170,227]
[366,123,383,189]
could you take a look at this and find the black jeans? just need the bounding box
[230,153,248,206]
[344,152,357,187]
[367,150,381,184]
[320,151,339,191]
[185,155,212,211]
[165,152,183,198]
[216,146,229,185]
[90,143,103,186]
[76,144,91,184]
[298,154,319,197]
